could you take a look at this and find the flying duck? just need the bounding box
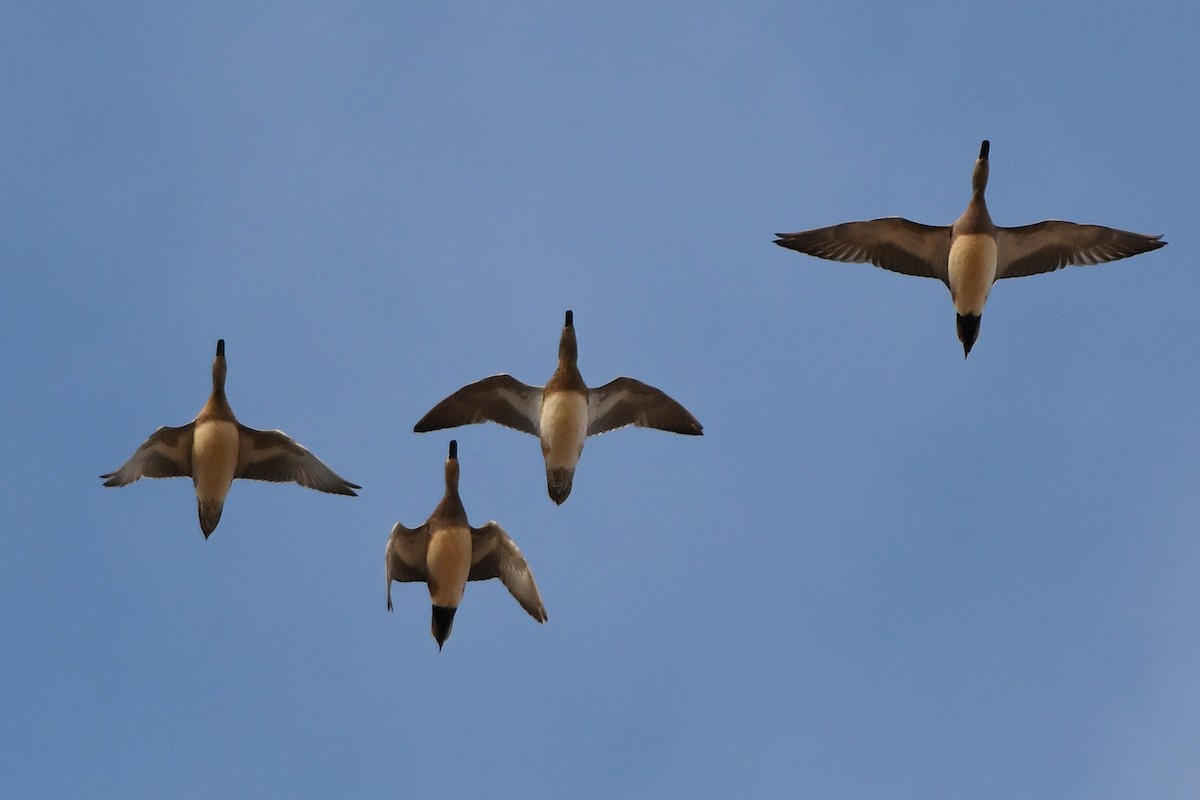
[385,440,547,649]
[101,339,359,537]
[774,140,1166,356]
[413,310,703,504]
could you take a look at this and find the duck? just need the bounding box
[385,440,547,649]
[413,310,703,504]
[774,140,1166,357]
[101,339,359,537]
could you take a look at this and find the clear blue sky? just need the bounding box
[2,2,1198,797]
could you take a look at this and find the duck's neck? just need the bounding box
[971,159,989,199]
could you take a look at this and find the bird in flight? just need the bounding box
[775,140,1166,357]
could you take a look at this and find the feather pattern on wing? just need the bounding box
[469,522,548,622]
[101,423,195,486]
[775,218,953,283]
[996,222,1165,279]
[385,522,429,610]
[235,425,360,495]
[413,374,542,436]
[587,377,703,436]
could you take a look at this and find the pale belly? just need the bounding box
[192,420,239,504]
[539,391,588,470]
[426,526,472,607]
[947,234,998,316]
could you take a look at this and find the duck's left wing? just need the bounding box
[235,425,360,495]
[997,222,1165,279]
[469,522,547,623]
[587,377,703,436]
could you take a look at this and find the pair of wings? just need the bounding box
[101,422,360,495]
[413,375,703,437]
[774,218,1165,283]
[385,521,547,622]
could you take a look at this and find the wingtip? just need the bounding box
[216,339,225,356]
[979,140,990,160]
[413,414,440,434]
[564,309,573,327]
[448,439,458,460]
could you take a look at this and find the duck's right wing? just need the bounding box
[775,218,952,284]
[385,522,429,611]
[101,423,195,486]
[413,375,542,436]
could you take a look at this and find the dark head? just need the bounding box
[956,313,981,358]
[972,140,990,197]
[431,605,457,650]
[212,339,228,394]
[558,309,578,364]
[444,439,460,492]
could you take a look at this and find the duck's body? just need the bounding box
[414,310,703,504]
[775,140,1166,357]
[102,339,360,537]
[386,440,547,649]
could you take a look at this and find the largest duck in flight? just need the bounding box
[414,310,702,504]
[774,140,1166,357]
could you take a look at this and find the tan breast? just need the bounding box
[426,526,472,607]
[539,390,588,470]
[947,233,998,316]
[191,419,240,505]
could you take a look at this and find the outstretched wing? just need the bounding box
[587,377,703,436]
[996,222,1165,279]
[235,425,359,495]
[469,522,547,623]
[101,423,195,486]
[413,374,542,436]
[775,218,953,284]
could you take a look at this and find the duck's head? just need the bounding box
[558,309,578,364]
[212,339,228,394]
[972,140,990,197]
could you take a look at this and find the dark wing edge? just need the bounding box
[235,425,360,495]
[101,423,195,486]
[587,377,703,436]
[469,522,547,623]
[413,374,541,436]
[775,217,952,283]
[385,522,428,612]
[997,222,1166,279]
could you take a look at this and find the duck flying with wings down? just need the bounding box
[385,440,547,649]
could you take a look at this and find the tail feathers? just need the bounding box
[431,605,458,650]
[546,467,575,505]
[198,500,224,539]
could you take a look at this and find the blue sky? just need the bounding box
[2,2,1198,797]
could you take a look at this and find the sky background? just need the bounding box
[2,2,1198,797]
